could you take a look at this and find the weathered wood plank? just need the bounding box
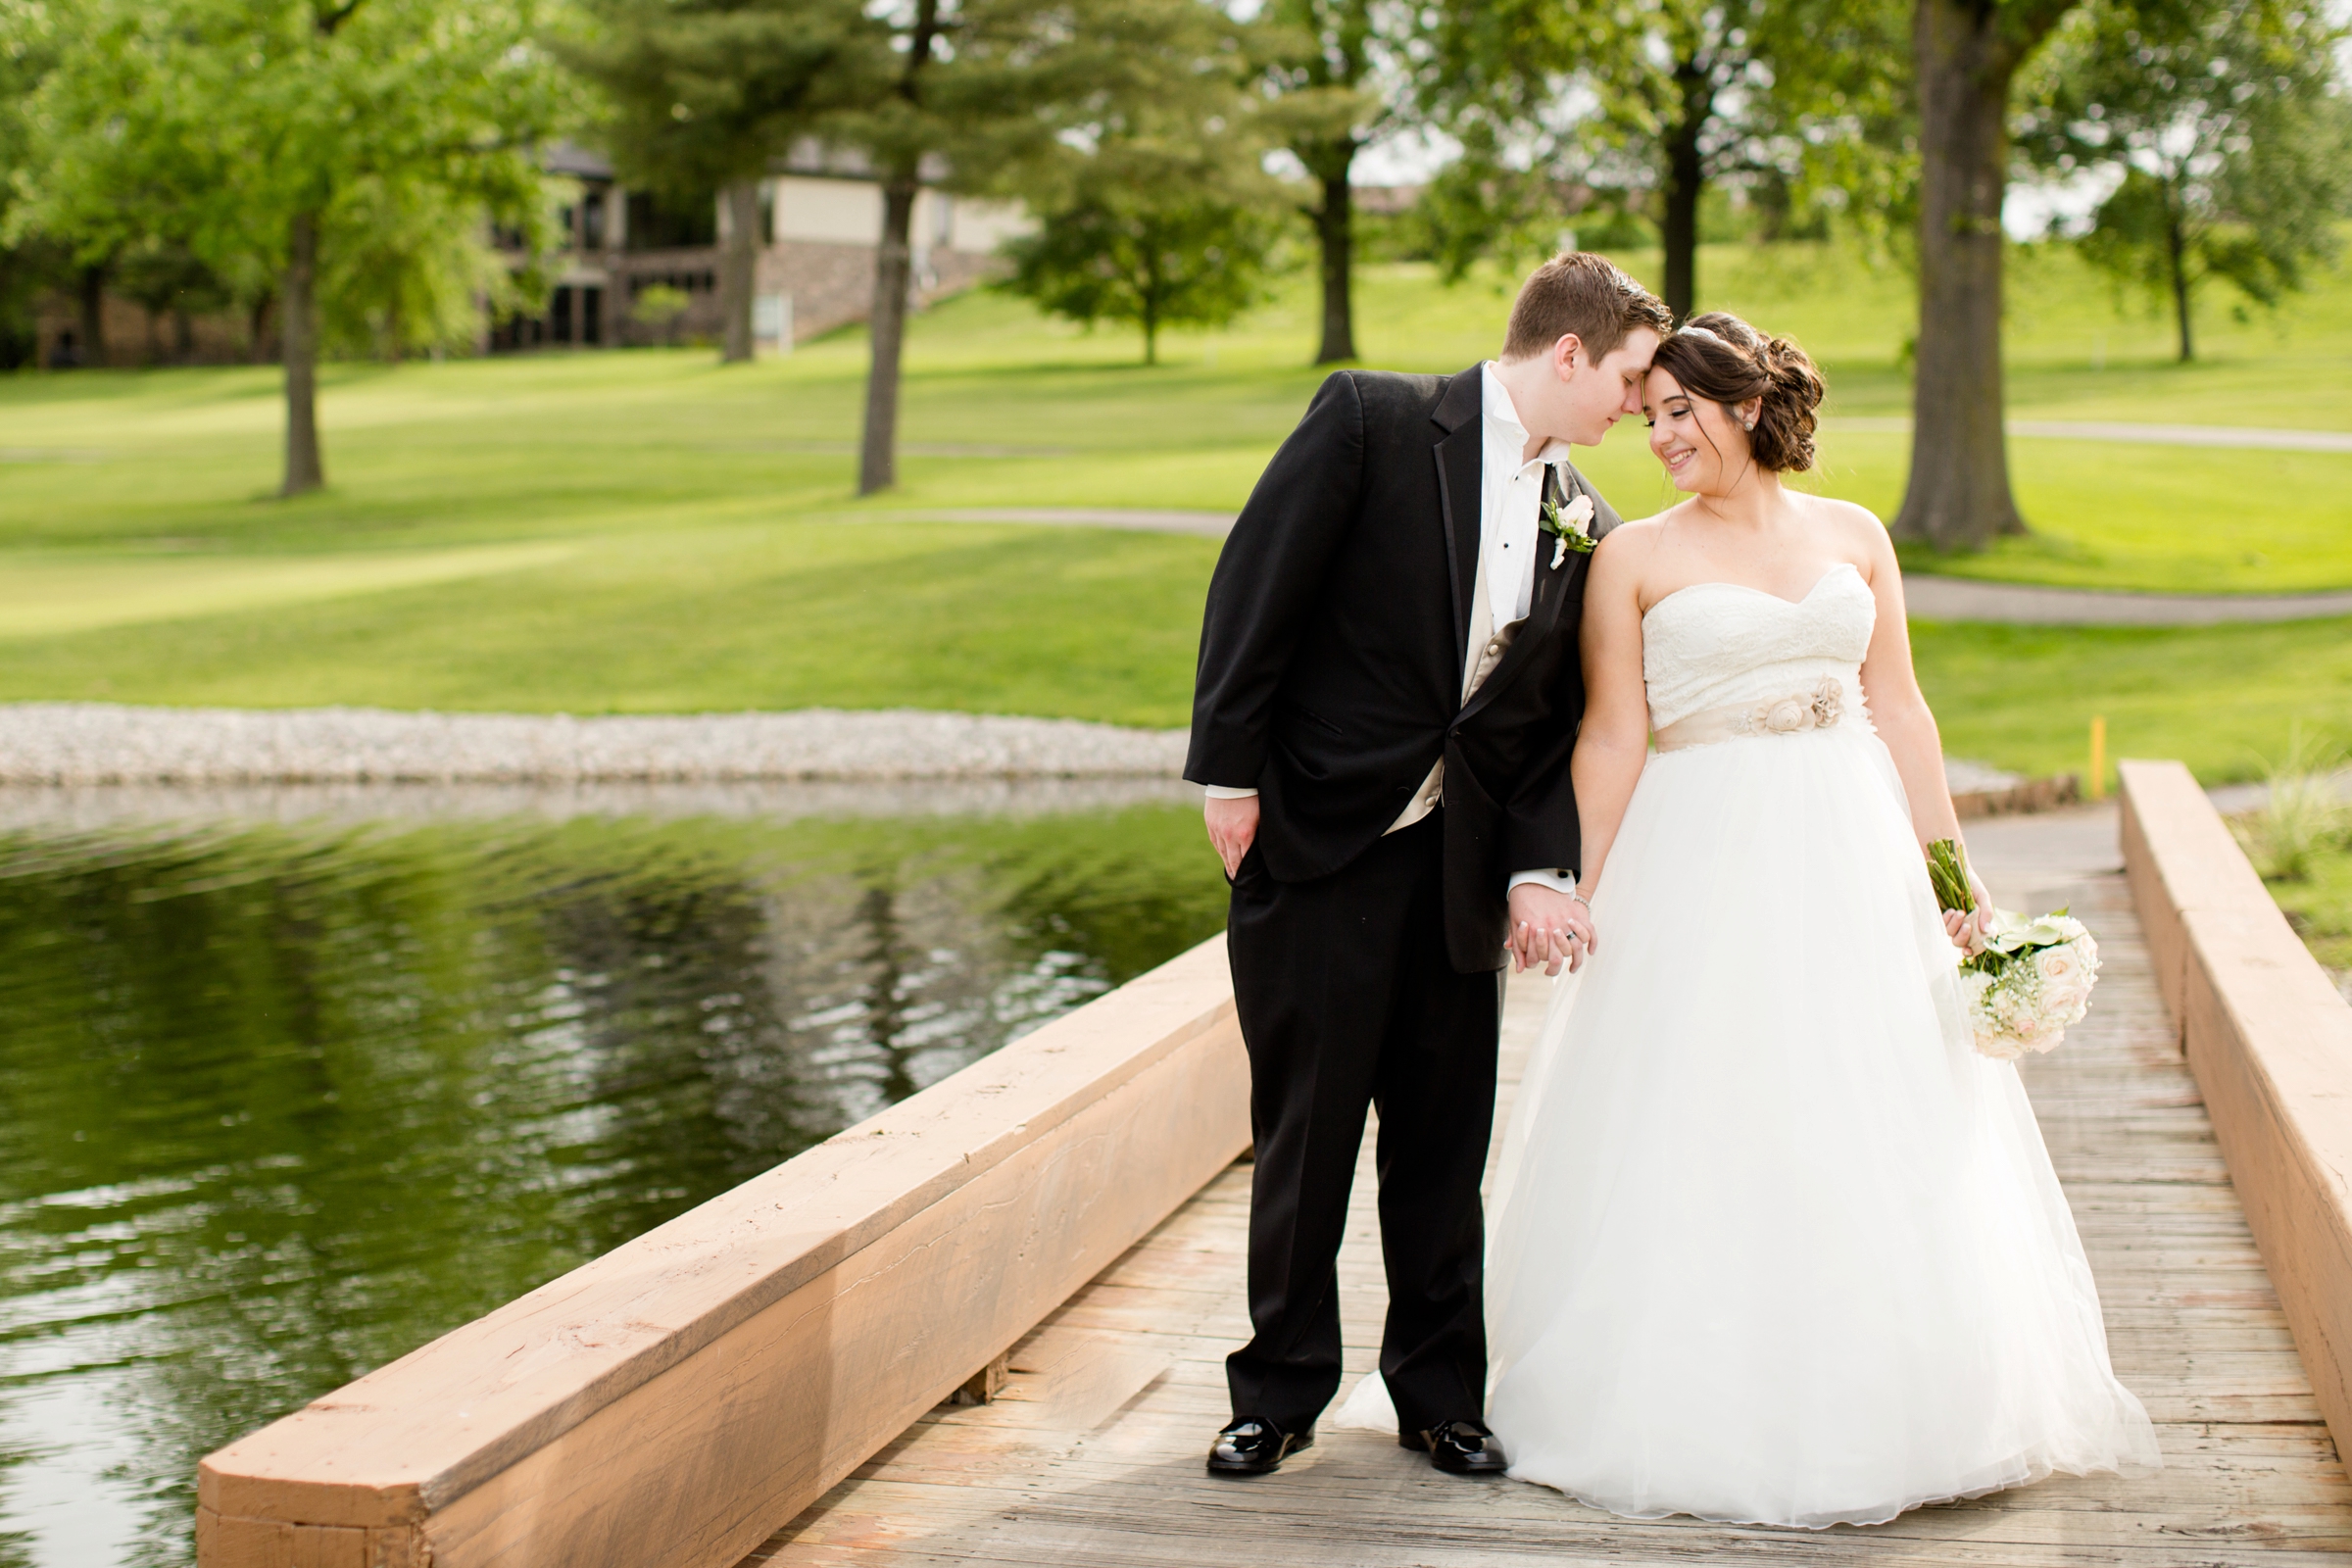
[747,843,2352,1566]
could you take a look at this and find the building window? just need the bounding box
[623,189,717,251]
[582,192,606,250]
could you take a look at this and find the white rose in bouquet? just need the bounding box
[2034,940,2097,1023]
[1926,839,2102,1060]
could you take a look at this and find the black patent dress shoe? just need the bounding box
[1206,1417,1314,1477]
[1404,1418,1508,1475]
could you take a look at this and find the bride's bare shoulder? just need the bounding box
[1600,503,1690,552]
[1793,491,1884,533]
[1795,493,1895,567]
[1592,512,1672,580]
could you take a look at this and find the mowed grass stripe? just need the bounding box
[0,542,576,637]
[0,522,1219,727]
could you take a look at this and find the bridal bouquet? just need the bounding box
[1926,839,2100,1060]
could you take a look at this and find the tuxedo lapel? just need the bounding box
[1430,368,1485,665]
[1456,465,1590,723]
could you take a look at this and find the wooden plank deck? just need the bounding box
[746,807,2352,1566]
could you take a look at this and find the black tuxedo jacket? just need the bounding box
[1186,365,1619,973]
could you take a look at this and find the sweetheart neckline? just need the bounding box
[1642,562,1864,623]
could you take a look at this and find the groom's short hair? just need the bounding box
[1501,251,1671,364]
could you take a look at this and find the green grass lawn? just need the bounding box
[0,238,2347,781]
[2246,837,2352,978]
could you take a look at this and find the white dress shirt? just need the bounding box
[1207,364,1582,897]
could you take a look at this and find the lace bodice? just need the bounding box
[1642,563,1876,732]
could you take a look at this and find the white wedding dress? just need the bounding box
[1338,562,2159,1526]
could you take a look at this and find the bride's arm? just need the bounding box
[1567,530,1653,919]
[1850,509,1991,945]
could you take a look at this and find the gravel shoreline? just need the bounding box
[0,704,1191,785]
[0,704,2056,813]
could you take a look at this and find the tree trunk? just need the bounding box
[1892,0,2031,550]
[858,177,919,496]
[1312,172,1355,365]
[2167,199,2193,363]
[1142,290,1158,367]
[718,178,760,365]
[1660,64,1713,323]
[248,293,276,364]
[282,212,325,498]
[1659,140,1701,324]
[76,265,106,368]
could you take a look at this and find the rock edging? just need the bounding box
[0,704,1190,785]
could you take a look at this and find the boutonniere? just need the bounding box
[1541,490,1596,567]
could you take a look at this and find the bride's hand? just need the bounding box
[1508,884,1594,976]
[1940,869,1994,955]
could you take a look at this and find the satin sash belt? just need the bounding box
[1652,677,1847,754]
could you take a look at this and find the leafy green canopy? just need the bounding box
[2018,0,2352,361]
[10,0,578,359]
[556,0,873,202]
[1001,2,1283,364]
[1407,0,1911,316]
[1004,197,1284,364]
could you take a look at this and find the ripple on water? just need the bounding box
[0,800,1224,1566]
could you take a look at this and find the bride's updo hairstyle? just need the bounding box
[1651,312,1826,473]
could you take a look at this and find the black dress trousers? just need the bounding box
[1222,810,1503,1438]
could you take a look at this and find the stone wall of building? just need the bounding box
[31,290,258,368]
[748,242,1001,344]
[21,236,1005,368]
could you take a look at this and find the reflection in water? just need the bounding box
[0,803,1223,1566]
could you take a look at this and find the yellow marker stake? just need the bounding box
[2088,714,2108,801]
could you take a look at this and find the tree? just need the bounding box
[15,0,572,495]
[560,0,866,365]
[1001,5,1278,364]
[1430,0,1767,321]
[1250,0,1412,364]
[0,0,71,368]
[1412,0,1906,321]
[2018,0,2351,362]
[1005,198,1282,364]
[827,0,1238,494]
[1892,0,2084,552]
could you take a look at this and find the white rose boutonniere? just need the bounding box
[1541,491,1597,567]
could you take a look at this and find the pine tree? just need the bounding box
[559,0,869,365]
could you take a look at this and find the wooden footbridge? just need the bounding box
[199,764,2352,1568]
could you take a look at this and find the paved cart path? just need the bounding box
[746,804,2352,1566]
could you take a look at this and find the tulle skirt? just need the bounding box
[1339,722,2160,1526]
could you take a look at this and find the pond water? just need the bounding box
[0,784,1222,1567]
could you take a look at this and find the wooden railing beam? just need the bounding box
[2120,760,2352,1462]
[197,936,1249,1568]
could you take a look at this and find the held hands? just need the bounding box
[1204,794,1260,879]
[1510,883,1595,977]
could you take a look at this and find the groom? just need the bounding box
[1186,252,1670,1479]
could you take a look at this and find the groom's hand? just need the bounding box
[1204,794,1259,879]
[1509,884,1593,976]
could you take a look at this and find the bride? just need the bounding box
[1343,312,2160,1527]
